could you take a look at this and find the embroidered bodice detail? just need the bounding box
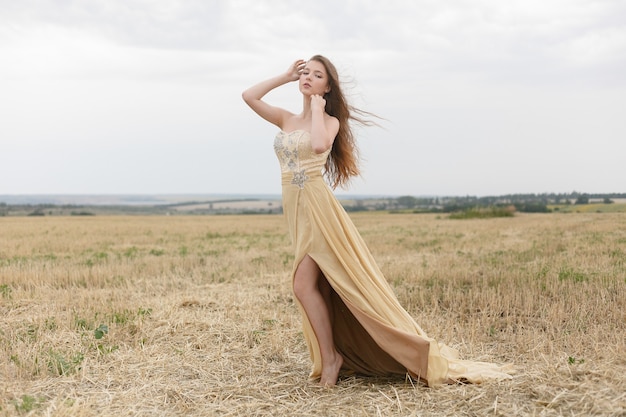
[274,130,330,189]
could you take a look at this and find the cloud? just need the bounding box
[0,0,624,195]
[342,0,626,87]
[0,0,222,48]
[3,0,623,85]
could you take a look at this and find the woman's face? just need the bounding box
[299,60,330,96]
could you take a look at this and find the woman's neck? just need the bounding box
[301,95,312,117]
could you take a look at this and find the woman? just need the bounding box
[242,55,512,387]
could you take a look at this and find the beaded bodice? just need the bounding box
[274,130,330,188]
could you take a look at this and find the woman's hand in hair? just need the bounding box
[286,59,306,82]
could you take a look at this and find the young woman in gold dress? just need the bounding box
[242,55,512,387]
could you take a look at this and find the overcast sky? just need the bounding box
[1,0,625,197]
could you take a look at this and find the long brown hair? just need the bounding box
[309,55,376,189]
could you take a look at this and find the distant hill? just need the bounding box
[0,194,282,206]
[1,192,625,216]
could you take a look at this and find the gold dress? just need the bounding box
[274,130,513,386]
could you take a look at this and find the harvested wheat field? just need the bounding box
[1,212,625,416]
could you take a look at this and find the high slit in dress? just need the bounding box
[274,129,513,386]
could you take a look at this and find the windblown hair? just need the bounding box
[309,55,376,189]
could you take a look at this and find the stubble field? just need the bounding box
[1,212,625,416]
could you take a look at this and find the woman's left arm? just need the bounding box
[309,94,339,154]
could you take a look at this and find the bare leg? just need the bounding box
[317,273,334,325]
[293,255,343,386]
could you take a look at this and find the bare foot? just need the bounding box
[319,353,343,387]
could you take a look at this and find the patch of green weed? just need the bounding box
[558,268,587,283]
[0,284,12,299]
[449,206,515,219]
[12,394,44,414]
[47,350,84,376]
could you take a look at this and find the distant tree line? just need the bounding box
[2,192,625,216]
[367,192,626,214]
[0,202,170,217]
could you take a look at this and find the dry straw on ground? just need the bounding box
[1,213,625,416]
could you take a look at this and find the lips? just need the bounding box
[303,83,311,88]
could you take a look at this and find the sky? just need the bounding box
[1,0,625,197]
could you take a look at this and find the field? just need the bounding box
[1,213,625,416]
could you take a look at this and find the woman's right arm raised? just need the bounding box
[242,59,305,127]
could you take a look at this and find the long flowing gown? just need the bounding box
[274,130,513,386]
